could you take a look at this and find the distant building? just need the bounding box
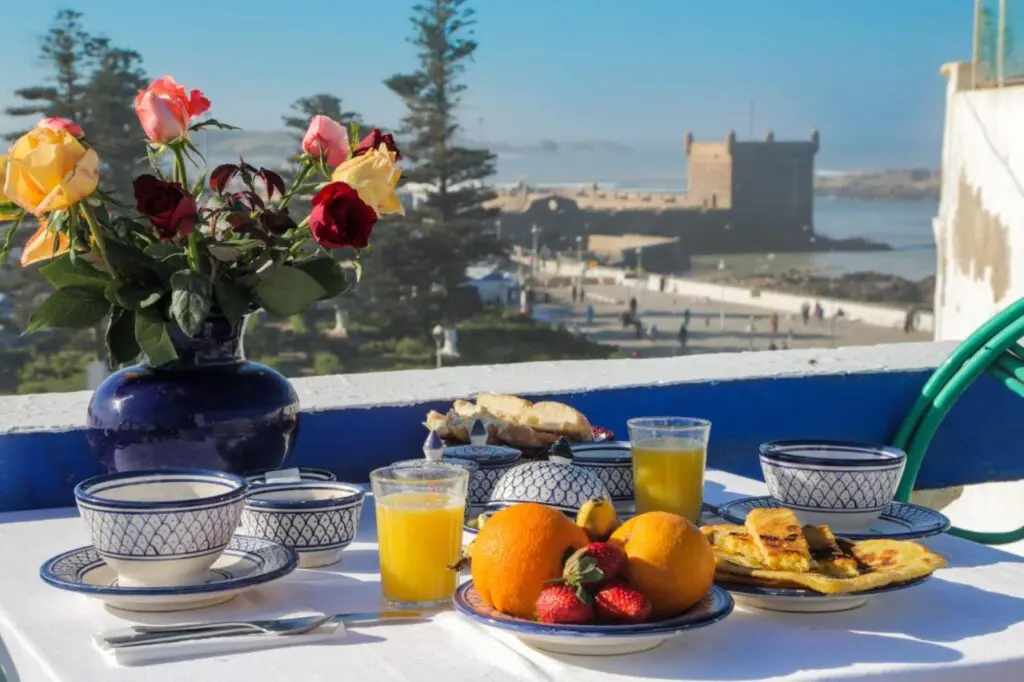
[464,265,519,306]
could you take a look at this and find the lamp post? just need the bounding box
[531,224,541,283]
[718,259,726,330]
[432,324,445,369]
[635,247,644,310]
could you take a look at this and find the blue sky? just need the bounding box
[0,1,973,170]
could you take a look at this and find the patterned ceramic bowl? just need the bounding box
[244,467,337,485]
[240,481,366,568]
[570,441,634,503]
[443,445,521,508]
[759,440,907,531]
[486,460,611,514]
[74,468,248,588]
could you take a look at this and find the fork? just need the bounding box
[101,611,421,649]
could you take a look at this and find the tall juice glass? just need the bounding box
[370,461,469,608]
[628,417,711,523]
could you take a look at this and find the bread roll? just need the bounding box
[522,401,593,441]
[474,393,533,423]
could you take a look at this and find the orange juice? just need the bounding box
[632,437,707,521]
[375,492,465,605]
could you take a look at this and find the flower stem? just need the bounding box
[280,162,314,209]
[79,202,116,280]
[172,144,188,188]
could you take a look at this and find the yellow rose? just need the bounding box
[20,218,69,267]
[0,155,21,221]
[331,144,404,216]
[4,127,99,215]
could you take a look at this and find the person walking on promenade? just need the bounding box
[677,323,688,351]
[683,308,691,329]
[571,284,578,303]
[801,301,811,326]
[770,312,779,334]
[586,303,594,325]
[628,296,638,319]
[904,306,917,334]
[814,301,824,323]
[579,287,586,302]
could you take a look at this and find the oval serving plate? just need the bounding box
[40,535,297,613]
[714,496,950,541]
[454,580,733,656]
[718,574,931,613]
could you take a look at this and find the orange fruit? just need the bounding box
[609,511,715,620]
[471,503,589,618]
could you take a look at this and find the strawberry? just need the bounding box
[594,583,652,624]
[535,584,594,624]
[562,542,627,587]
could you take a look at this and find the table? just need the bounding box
[2,469,1024,681]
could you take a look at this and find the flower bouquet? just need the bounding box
[0,75,403,367]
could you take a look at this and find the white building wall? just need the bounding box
[934,62,1024,340]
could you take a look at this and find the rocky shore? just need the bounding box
[730,269,935,310]
[814,169,940,202]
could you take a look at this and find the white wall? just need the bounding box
[934,62,1024,341]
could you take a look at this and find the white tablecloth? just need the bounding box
[2,470,1024,681]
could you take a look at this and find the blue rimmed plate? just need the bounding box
[40,535,297,613]
[713,496,950,541]
[454,581,733,655]
[718,574,931,613]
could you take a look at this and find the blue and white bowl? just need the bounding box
[245,467,336,485]
[486,460,611,514]
[570,441,634,503]
[240,481,366,568]
[443,444,521,508]
[74,468,248,588]
[759,440,907,531]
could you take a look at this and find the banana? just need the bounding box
[575,497,621,541]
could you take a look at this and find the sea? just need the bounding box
[498,180,937,281]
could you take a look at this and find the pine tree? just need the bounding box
[82,40,149,201]
[383,0,502,322]
[282,94,364,143]
[4,9,94,140]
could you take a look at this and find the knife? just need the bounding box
[99,611,425,649]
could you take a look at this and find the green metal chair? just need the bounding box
[890,298,1024,545]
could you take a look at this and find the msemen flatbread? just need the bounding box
[745,508,812,573]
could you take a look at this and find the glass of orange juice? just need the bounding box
[370,461,469,608]
[627,417,711,523]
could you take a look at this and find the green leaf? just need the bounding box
[0,212,26,266]
[294,256,347,299]
[39,255,109,290]
[190,174,206,198]
[106,308,141,368]
[253,265,326,316]
[191,118,240,132]
[170,270,212,336]
[135,307,177,366]
[103,239,160,282]
[144,242,180,259]
[25,287,110,334]
[214,280,252,324]
[114,284,163,310]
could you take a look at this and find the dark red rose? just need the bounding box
[352,128,401,160]
[133,174,198,240]
[308,182,377,249]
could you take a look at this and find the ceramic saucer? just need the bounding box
[713,496,950,541]
[719,575,931,613]
[40,536,297,612]
[454,581,733,655]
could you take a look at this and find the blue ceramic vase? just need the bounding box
[87,314,300,474]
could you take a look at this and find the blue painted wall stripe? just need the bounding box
[0,369,1017,513]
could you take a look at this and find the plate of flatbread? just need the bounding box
[703,507,946,612]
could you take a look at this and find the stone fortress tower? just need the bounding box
[684,129,819,233]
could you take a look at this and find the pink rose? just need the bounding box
[302,115,349,167]
[35,117,84,138]
[134,75,211,144]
